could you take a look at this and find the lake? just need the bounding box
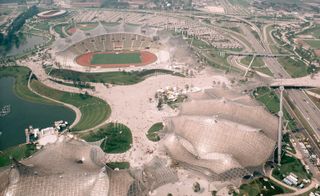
[0,77,75,150]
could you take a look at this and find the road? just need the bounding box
[237,20,320,141]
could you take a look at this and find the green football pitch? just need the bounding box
[91,53,142,65]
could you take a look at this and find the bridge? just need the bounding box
[225,51,291,57]
[270,74,320,88]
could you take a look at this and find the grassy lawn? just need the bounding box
[48,68,183,85]
[49,78,93,89]
[203,49,240,73]
[299,25,320,39]
[146,122,164,142]
[240,56,265,67]
[33,21,50,31]
[91,53,141,65]
[239,177,292,195]
[229,26,242,34]
[106,162,130,170]
[255,67,274,76]
[251,30,260,41]
[228,0,250,7]
[81,123,122,142]
[187,38,210,49]
[272,153,312,181]
[53,24,68,38]
[303,39,320,49]
[254,87,280,114]
[30,80,111,131]
[283,133,296,154]
[98,123,132,153]
[240,56,273,76]
[0,66,55,105]
[0,144,36,167]
[278,57,309,78]
[254,87,297,131]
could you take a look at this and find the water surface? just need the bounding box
[0,77,75,150]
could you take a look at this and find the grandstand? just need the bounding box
[161,87,278,183]
[53,22,168,71]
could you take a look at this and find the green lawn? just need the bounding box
[254,87,297,130]
[146,122,164,142]
[53,24,68,38]
[240,56,265,67]
[278,57,309,78]
[33,21,50,31]
[283,133,296,154]
[48,68,183,85]
[106,162,130,170]
[49,78,93,89]
[201,49,240,73]
[187,38,210,49]
[91,53,142,65]
[254,87,280,114]
[98,123,132,153]
[0,144,37,167]
[228,0,250,7]
[251,30,261,41]
[299,25,320,39]
[272,153,312,181]
[239,177,292,195]
[255,67,274,76]
[304,39,320,49]
[240,56,273,76]
[0,66,56,105]
[30,80,111,131]
[81,123,120,142]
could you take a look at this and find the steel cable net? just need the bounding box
[2,138,111,196]
[1,136,178,196]
[53,23,158,53]
[162,87,278,181]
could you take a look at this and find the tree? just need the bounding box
[157,98,163,110]
[193,182,201,192]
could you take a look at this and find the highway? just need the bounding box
[240,19,320,148]
[261,24,320,141]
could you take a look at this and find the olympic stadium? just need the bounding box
[161,87,278,184]
[52,23,171,72]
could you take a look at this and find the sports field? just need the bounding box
[91,52,141,65]
[76,51,157,68]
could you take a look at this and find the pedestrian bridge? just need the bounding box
[226,51,291,57]
[270,74,320,88]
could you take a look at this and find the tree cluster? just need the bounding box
[0,5,39,54]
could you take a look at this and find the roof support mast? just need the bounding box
[277,86,284,165]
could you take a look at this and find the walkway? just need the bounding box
[26,71,82,129]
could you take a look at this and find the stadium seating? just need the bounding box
[65,33,154,58]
